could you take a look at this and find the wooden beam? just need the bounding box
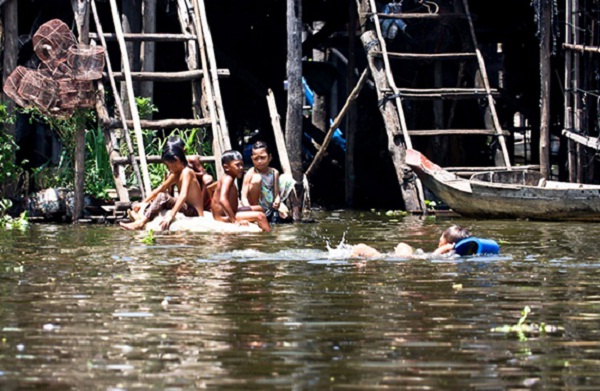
[266,89,292,175]
[113,155,215,165]
[562,129,600,150]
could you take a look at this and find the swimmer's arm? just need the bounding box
[350,243,382,258]
[432,243,455,255]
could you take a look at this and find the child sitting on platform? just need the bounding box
[240,140,297,223]
[165,136,213,210]
[120,143,205,231]
[350,224,472,258]
[211,150,271,232]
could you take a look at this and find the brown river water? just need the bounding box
[1,210,599,390]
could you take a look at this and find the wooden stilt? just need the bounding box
[71,0,90,222]
[345,0,358,207]
[539,0,552,179]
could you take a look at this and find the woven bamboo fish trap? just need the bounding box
[67,44,106,80]
[2,66,36,108]
[17,71,58,112]
[32,19,76,70]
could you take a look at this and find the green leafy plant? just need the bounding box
[425,200,437,211]
[0,199,29,230]
[491,306,563,341]
[135,96,158,119]
[141,228,156,245]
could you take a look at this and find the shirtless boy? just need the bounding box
[120,143,205,231]
[165,136,214,208]
[211,150,271,232]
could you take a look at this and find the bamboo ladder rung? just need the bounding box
[108,69,230,82]
[407,129,510,136]
[89,32,197,42]
[123,118,212,130]
[382,87,499,99]
[112,155,216,166]
[372,51,477,60]
[370,12,468,20]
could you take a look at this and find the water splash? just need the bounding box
[325,232,354,259]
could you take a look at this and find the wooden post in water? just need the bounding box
[120,0,142,118]
[345,0,357,206]
[539,0,552,179]
[285,0,304,201]
[71,0,90,222]
[564,0,577,182]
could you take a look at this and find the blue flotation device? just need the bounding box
[454,237,499,256]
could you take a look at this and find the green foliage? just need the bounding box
[0,102,24,195]
[0,199,29,231]
[425,200,437,211]
[85,125,114,200]
[135,96,158,119]
[141,228,156,245]
[491,306,563,340]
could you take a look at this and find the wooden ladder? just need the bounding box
[361,0,512,173]
[89,0,231,207]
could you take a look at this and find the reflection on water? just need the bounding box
[1,211,600,389]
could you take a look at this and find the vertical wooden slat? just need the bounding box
[539,0,552,178]
[140,0,156,101]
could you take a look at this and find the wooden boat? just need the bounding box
[405,148,600,221]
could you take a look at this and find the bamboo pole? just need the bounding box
[346,0,358,206]
[186,0,223,178]
[193,0,231,147]
[462,0,511,169]
[108,0,152,196]
[306,68,369,178]
[176,0,203,118]
[91,0,145,199]
[89,32,196,42]
[266,89,292,175]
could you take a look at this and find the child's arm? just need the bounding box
[240,168,254,207]
[432,243,455,255]
[142,173,177,204]
[159,170,194,230]
[218,176,238,223]
[272,169,281,210]
[187,156,207,179]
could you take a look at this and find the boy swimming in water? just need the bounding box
[350,224,472,258]
[211,150,271,232]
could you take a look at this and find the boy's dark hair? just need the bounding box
[221,149,243,165]
[442,225,471,244]
[162,143,187,164]
[251,140,270,153]
[166,136,185,150]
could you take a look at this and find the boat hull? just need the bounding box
[406,149,600,221]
